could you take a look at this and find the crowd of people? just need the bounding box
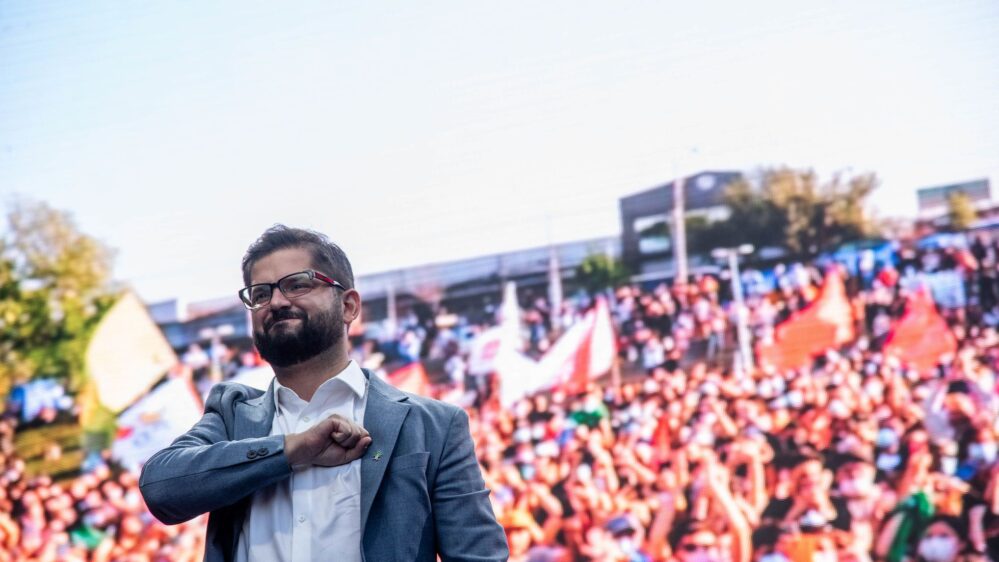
[459,236,999,562]
[0,416,207,561]
[2,232,999,561]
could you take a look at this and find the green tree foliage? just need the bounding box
[0,200,117,397]
[693,167,881,258]
[576,254,629,293]
[946,191,977,231]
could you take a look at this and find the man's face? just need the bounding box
[248,247,344,367]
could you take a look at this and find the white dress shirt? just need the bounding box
[236,361,368,562]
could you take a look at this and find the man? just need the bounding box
[140,225,508,562]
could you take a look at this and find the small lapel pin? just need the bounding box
[373,450,383,461]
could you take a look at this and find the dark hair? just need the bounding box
[920,514,967,541]
[668,519,714,550]
[241,225,355,290]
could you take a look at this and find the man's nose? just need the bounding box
[269,287,293,309]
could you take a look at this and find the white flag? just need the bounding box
[112,377,203,472]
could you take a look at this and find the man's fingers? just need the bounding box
[343,436,373,462]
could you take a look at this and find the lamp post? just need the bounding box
[711,244,754,372]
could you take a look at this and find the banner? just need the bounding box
[112,377,203,472]
[86,291,178,412]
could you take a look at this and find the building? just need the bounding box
[357,236,619,335]
[147,295,249,353]
[619,170,742,280]
[916,178,997,231]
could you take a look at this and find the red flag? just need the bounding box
[884,289,957,374]
[387,362,431,396]
[537,297,617,395]
[756,270,855,371]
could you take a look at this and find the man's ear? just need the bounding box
[342,289,362,324]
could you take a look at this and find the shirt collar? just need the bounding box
[272,360,368,411]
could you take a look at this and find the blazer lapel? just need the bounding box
[233,379,277,440]
[360,371,410,532]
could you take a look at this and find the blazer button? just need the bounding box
[258,447,269,456]
[247,450,258,459]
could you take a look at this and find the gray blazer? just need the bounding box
[139,370,509,562]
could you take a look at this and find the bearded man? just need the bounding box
[140,225,508,562]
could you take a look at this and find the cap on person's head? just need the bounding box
[526,546,569,562]
[605,515,636,537]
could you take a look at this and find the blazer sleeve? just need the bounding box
[139,384,291,525]
[432,407,509,561]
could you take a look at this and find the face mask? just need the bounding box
[828,399,849,419]
[799,509,828,529]
[917,537,958,562]
[839,478,872,497]
[760,554,790,562]
[696,430,716,447]
[786,390,804,409]
[876,453,901,471]
[940,457,958,476]
[618,537,636,555]
[520,465,536,480]
[875,428,898,448]
[970,442,998,463]
[865,382,885,399]
[812,552,836,562]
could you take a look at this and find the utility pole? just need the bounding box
[545,213,563,331]
[672,173,688,288]
[712,244,755,373]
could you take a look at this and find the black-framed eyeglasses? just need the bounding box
[239,269,346,310]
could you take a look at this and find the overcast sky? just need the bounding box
[2,0,997,303]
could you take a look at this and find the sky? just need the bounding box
[1,0,997,304]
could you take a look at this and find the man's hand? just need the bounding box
[285,414,372,468]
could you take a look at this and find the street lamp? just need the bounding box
[711,244,754,372]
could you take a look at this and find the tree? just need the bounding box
[692,167,881,258]
[576,254,629,294]
[946,192,977,231]
[0,200,117,397]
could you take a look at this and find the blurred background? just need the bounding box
[1,1,998,561]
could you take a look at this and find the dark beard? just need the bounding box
[253,306,344,368]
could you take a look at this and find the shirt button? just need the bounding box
[302,416,311,423]
[298,515,306,524]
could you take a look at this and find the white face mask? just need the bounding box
[618,537,636,555]
[875,428,898,448]
[760,554,790,562]
[812,552,836,562]
[799,509,828,530]
[839,478,872,497]
[970,442,998,463]
[940,457,958,476]
[917,536,958,562]
[876,453,901,471]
